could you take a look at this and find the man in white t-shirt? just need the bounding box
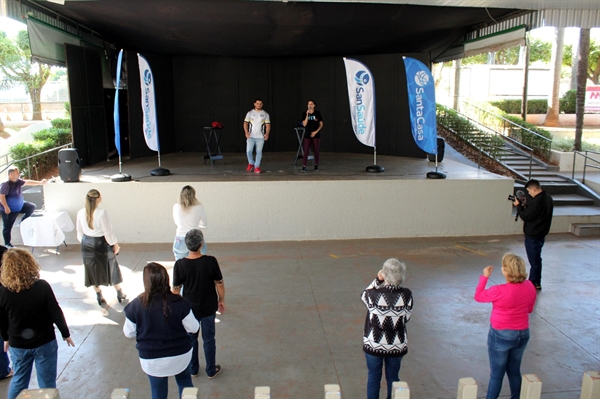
[243,98,271,174]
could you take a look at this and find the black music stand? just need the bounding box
[203,126,224,165]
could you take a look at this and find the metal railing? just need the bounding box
[0,142,73,179]
[437,104,534,180]
[459,99,553,162]
[572,150,600,186]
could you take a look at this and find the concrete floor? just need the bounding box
[0,234,597,399]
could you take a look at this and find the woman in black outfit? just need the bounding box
[301,100,324,172]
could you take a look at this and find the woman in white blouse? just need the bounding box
[76,189,126,306]
[173,186,207,260]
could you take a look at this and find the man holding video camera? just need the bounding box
[513,179,554,290]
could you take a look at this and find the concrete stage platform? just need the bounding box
[39,151,599,245]
[0,234,597,398]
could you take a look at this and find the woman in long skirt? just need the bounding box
[76,189,126,306]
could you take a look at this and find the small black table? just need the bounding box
[203,126,224,165]
[294,127,314,165]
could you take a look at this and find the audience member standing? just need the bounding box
[123,263,199,399]
[361,258,413,399]
[300,100,324,172]
[0,166,46,248]
[474,253,537,399]
[173,229,225,379]
[0,245,12,381]
[243,98,271,174]
[173,186,208,260]
[513,179,553,290]
[0,248,74,399]
[76,189,126,306]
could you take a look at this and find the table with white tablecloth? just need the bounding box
[19,211,75,252]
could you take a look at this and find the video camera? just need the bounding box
[508,190,526,204]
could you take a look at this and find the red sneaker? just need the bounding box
[254,167,262,174]
[246,164,254,172]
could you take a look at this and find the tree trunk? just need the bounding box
[453,59,461,111]
[575,28,590,151]
[521,38,530,120]
[543,28,564,127]
[570,39,579,90]
[29,87,42,120]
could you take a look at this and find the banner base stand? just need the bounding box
[426,171,446,179]
[151,167,170,176]
[111,173,132,182]
[366,165,385,173]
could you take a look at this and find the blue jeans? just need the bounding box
[190,314,216,377]
[0,340,10,378]
[147,365,193,399]
[1,201,35,245]
[524,237,545,286]
[246,137,265,168]
[173,236,207,260]
[8,339,58,399]
[365,353,402,399]
[486,327,530,399]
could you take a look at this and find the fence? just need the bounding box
[15,371,600,399]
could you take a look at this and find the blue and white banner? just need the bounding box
[113,49,124,155]
[403,57,437,154]
[343,58,375,147]
[137,54,160,152]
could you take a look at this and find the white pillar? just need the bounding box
[580,371,600,399]
[520,374,542,399]
[392,381,410,399]
[457,377,478,399]
[110,389,130,399]
[182,387,198,399]
[255,386,270,399]
[16,389,60,399]
[324,384,341,399]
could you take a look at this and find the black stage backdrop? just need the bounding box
[105,51,430,162]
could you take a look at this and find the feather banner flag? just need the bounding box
[343,58,376,147]
[137,54,160,152]
[113,49,124,155]
[403,57,437,154]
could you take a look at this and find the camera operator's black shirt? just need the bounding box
[517,191,554,239]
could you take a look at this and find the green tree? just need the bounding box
[0,30,51,120]
[461,37,552,66]
[562,39,599,84]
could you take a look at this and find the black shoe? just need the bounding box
[314,165,319,171]
[116,289,127,303]
[4,243,14,248]
[96,291,107,306]
[301,167,306,173]
[208,365,221,379]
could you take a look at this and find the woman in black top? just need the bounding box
[301,100,324,172]
[0,248,74,399]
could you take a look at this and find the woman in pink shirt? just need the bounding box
[474,253,537,399]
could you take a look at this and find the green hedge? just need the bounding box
[9,118,73,179]
[490,91,578,115]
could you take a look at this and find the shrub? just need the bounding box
[489,99,548,114]
[559,90,576,114]
[552,137,600,152]
[51,118,71,130]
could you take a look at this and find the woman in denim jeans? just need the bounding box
[172,186,208,260]
[0,248,75,399]
[474,253,537,399]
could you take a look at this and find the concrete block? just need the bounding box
[392,381,410,399]
[457,377,477,399]
[570,223,600,237]
[520,374,542,399]
[580,371,600,399]
[324,384,341,399]
[255,386,270,399]
[16,389,60,399]
[110,389,130,399]
[182,387,198,399]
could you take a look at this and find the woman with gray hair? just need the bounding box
[361,258,413,399]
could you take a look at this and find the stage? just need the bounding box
[39,151,597,244]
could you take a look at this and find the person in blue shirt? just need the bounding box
[0,167,46,248]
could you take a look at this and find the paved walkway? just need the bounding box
[0,234,597,398]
